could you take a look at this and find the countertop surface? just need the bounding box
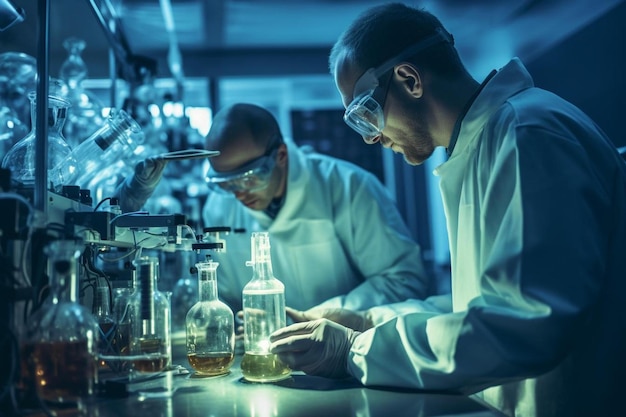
[98,336,504,417]
[24,336,506,417]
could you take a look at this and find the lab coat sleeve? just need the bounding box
[347,113,613,392]
[365,293,452,325]
[314,168,432,311]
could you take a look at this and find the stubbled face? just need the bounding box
[333,50,436,166]
[208,134,286,211]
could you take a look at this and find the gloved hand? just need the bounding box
[235,310,244,340]
[116,156,167,212]
[269,318,360,379]
[286,306,374,332]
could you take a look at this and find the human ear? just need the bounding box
[276,143,288,167]
[395,63,423,99]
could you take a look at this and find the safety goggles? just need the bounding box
[343,28,454,144]
[205,146,279,194]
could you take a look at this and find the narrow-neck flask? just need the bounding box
[241,232,291,382]
[21,240,98,407]
[48,108,142,192]
[185,258,235,376]
[1,90,74,187]
[59,37,105,148]
[129,256,171,373]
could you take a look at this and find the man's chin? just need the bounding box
[403,153,427,166]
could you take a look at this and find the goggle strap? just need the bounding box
[373,28,454,79]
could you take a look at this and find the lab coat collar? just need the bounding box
[246,140,309,229]
[446,69,497,157]
[448,57,534,159]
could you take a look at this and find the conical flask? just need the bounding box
[1,85,75,187]
[241,232,291,382]
[20,239,98,407]
[185,258,235,376]
[59,37,105,148]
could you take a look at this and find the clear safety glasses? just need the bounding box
[343,28,454,144]
[205,146,279,194]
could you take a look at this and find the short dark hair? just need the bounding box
[329,3,466,78]
[211,103,284,149]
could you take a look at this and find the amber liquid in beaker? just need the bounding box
[132,337,168,372]
[188,352,234,376]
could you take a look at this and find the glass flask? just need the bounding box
[1,87,75,187]
[21,240,98,407]
[1,105,28,158]
[241,232,291,382]
[48,108,142,193]
[185,258,235,377]
[0,52,37,129]
[59,37,105,148]
[128,256,171,374]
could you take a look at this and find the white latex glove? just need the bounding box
[117,156,167,212]
[269,318,360,379]
[286,306,374,332]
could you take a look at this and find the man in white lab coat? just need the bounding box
[202,103,431,317]
[269,4,626,417]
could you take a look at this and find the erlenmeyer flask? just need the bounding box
[1,85,75,187]
[59,37,105,148]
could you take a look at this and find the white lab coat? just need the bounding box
[347,58,626,417]
[202,141,430,313]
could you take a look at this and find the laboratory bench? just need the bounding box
[23,336,506,417]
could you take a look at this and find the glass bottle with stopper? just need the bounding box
[241,231,291,382]
[185,256,235,376]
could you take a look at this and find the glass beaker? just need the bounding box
[185,258,235,377]
[128,256,171,373]
[1,85,75,187]
[241,232,291,382]
[21,239,98,407]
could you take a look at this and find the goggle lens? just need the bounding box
[344,93,385,143]
[206,149,277,194]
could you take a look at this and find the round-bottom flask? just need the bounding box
[241,232,291,382]
[186,259,234,376]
